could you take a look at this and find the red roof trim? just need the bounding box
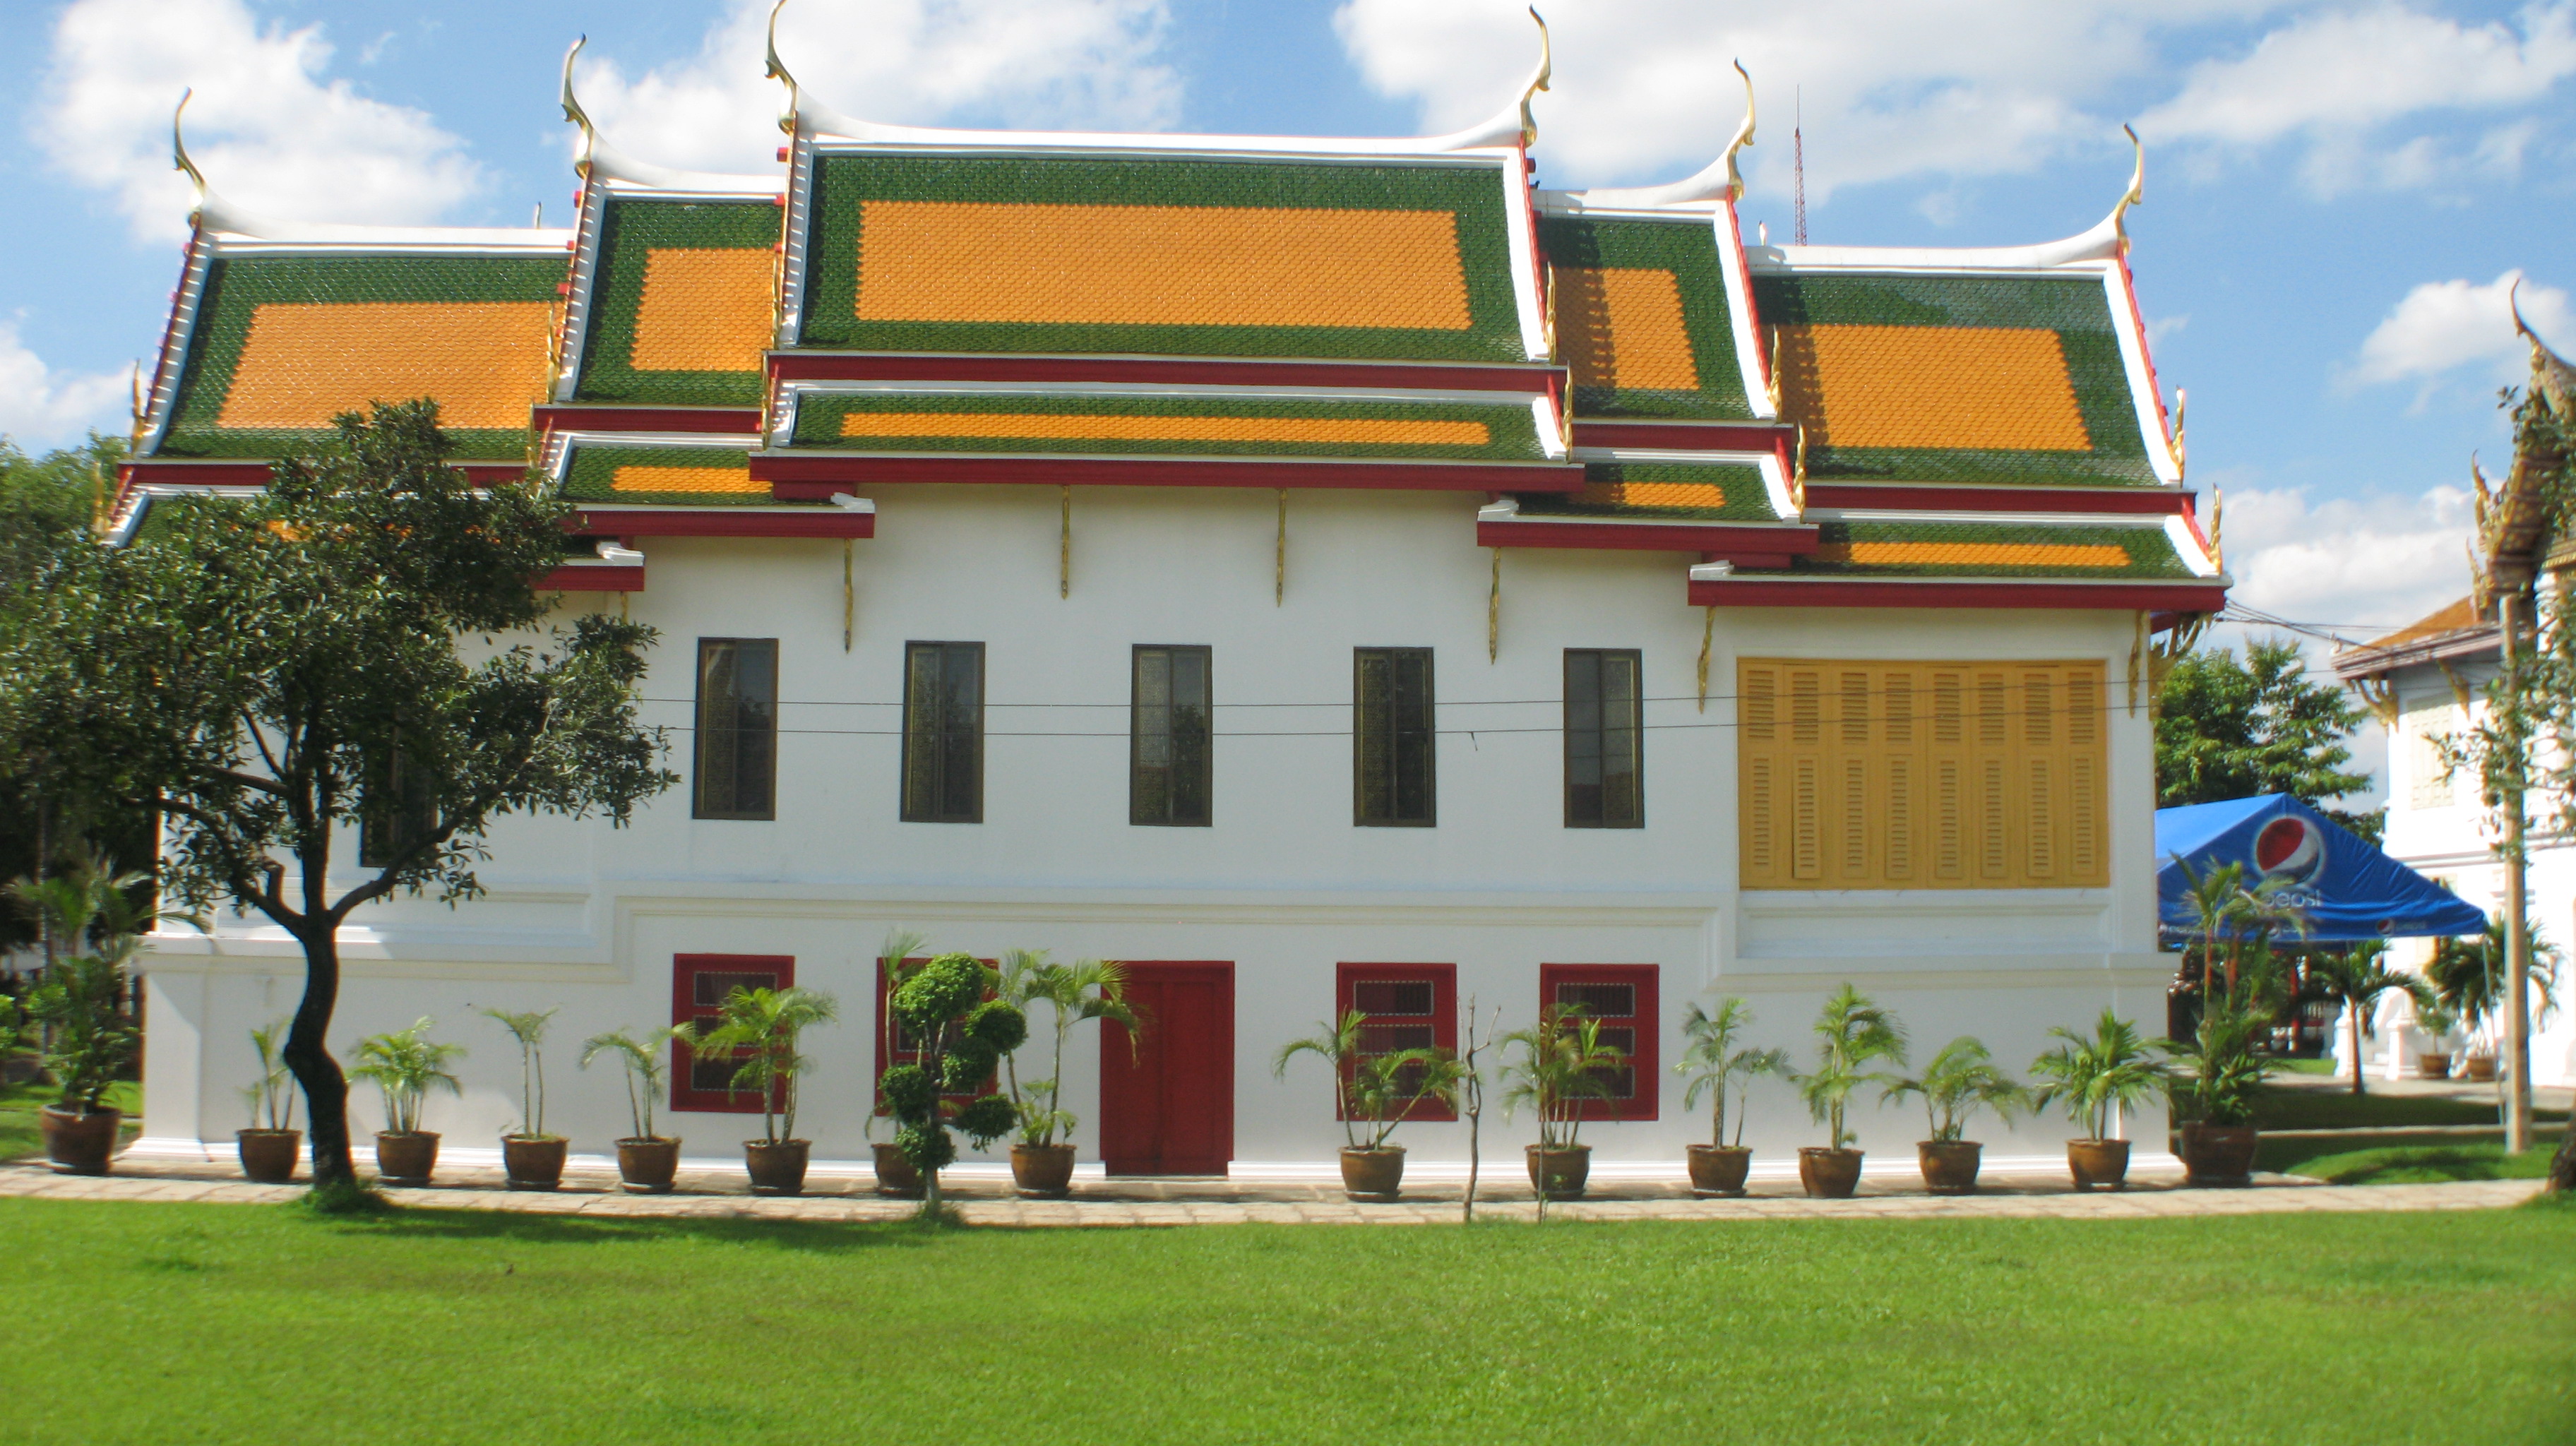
[1803,482,2191,515]
[1479,518,1818,555]
[1570,420,1790,451]
[568,507,873,539]
[1688,577,2229,610]
[122,460,528,487]
[756,454,1582,494]
[533,406,760,435]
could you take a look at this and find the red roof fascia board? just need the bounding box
[1688,578,2230,611]
[538,563,645,592]
[533,406,760,435]
[1572,421,1791,451]
[1803,483,2192,515]
[768,352,1561,395]
[567,507,873,539]
[1478,520,1819,556]
[756,454,1582,494]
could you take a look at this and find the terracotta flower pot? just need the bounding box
[236,1128,301,1184]
[1686,1144,1752,1197]
[2065,1137,2129,1190]
[745,1139,809,1196]
[2462,1053,2498,1082]
[1340,1146,1405,1202]
[872,1142,924,1199]
[1010,1142,1077,1199]
[1525,1144,1591,1200]
[1917,1140,1984,1195]
[1798,1146,1864,1199]
[502,1135,568,1191]
[2416,1052,2454,1080]
[616,1137,681,1194]
[40,1106,120,1176]
[2178,1123,2258,1188]
[373,1130,440,1187]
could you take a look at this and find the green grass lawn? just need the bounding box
[2,1197,2570,1445]
[0,1077,139,1162]
[2265,1131,2563,1184]
[2248,1082,2565,1131]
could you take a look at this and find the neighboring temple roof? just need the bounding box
[116,28,2222,617]
[2331,597,2501,682]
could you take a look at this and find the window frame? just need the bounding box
[1333,963,1458,1123]
[1131,644,1214,827]
[669,954,796,1115]
[1539,962,1659,1122]
[900,640,986,824]
[1353,646,1437,827]
[692,638,779,821]
[1563,647,1645,829]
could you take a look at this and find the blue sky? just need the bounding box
[5,0,2575,667]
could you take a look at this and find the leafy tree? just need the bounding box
[880,951,1024,1214]
[2156,638,2375,837]
[2306,941,2433,1097]
[0,401,674,1195]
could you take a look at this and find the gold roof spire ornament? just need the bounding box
[2512,276,2576,421]
[1517,8,1552,148]
[765,0,802,138]
[560,36,600,179]
[2109,124,2145,256]
[171,88,208,225]
[1719,59,1757,203]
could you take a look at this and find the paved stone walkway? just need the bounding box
[0,1155,2544,1225]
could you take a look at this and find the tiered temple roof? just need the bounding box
[118,19,2225,617]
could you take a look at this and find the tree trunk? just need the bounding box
[2349,1002,2367,1097]
[284,926,354,1187]
[2548,1123,2576,1194]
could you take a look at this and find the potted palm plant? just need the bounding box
[2029,1009,2162,1190]
[2306,941,2432,1097]
[2414,1000,2459,1080]
[999,951,1140,1198]
[1498,1004,1624,1202]
[482,1008,565,1190]
[237,1017,300,1183]
[1673,998,1786,1197]
[27,953,140,1176]
[691,984,840,1195]
[1883,1036,2022,1195]
[580,1024,691,1193]
[1791,985,1906,1198]
[1275,1010,1463,1202]
[2164,991,2274,1188]
[350,1018,464,1187]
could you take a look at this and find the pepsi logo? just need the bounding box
[2253,815,2325,884]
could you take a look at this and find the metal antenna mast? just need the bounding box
[1793,86,1807,245]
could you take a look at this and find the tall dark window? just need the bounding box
[1132,645,1212,827]
[1565,649,1644,827]
[693,639,777,820]
[1354,647,1436,827]
[359,734,438,868]
[902,642,984,823]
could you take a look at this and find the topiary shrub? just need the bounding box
[883,952,1027,1211]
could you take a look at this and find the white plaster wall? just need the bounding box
[139,483,2176,1171]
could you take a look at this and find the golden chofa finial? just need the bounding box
[2511,275,2576,420]
[560,36,598,179]
[1720,60,1756,203]
[765,0,801,137]
[172,88,207,218]
[1519,8,1553,147]
[2111,124,2145,253]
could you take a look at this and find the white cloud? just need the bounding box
[2350,270,2576,388]
[573,0,1181,174]
[0,321,129,449]
[35,0,482,240]
[1334,1,2576,205]
[2219,480,2475,638]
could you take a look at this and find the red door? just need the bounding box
[1100,962,1234,1176]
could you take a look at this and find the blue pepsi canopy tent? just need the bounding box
[2154,794,2487,943]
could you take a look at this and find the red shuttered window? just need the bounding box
[1335,963,1457,1123]
[1539,963,1658,1122]
[670,954,795,1114]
